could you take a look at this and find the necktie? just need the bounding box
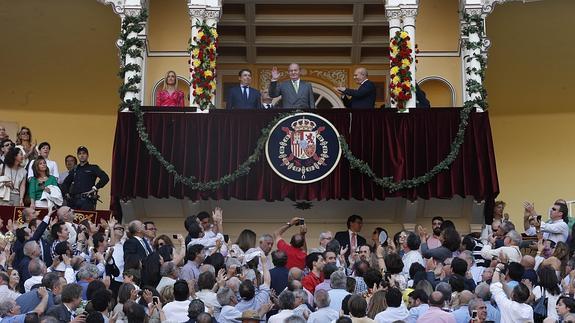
[142,238,152,255]
[292,80,299,93]
[242,86,248,101]
[265,104,271,109]
[351,232,357,251]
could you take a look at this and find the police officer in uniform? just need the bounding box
[61,146,109,210]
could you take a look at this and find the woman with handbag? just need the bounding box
[0,146,27,206]
[533,265,562,322]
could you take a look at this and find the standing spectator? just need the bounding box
[163,280,192,322]
[226,69,262,110]
[58,155,77,185]
[0,272,20,304]
[328,271,350,312]
[307,289,339,323]
[0,147,27,206]
[268,290,295,323]
[335,215,367,265]
[235,255,271,312]
[257,234,274,272]
[316,263,338,292]
[273,217,307,270]
[467,298,489,323]
[416,291,456,323]
[0,126,9,142]
[155,71,185,107]
[301,253,324,294]
[374,288,408,323]
[532,265,562,321]
[474,283,501,323]
[348,294,376,322]
[143,221,157,251]
[61,146,109,211]
[402,232,425,279]
[45,283,84,323]
[15,127,37,167]
[16,272,62,314]
[27,142,59,181]
[489,262,533,323]
[451,290,474,323]
[0,139,14,165]
[28,157,59,209]
[537,202,569,244]
[181,244,204,281]
[406,289,429,323]
[269,250,289,294]
[311,231,333,253]
[427,217,444,249]
[481,230,523,263]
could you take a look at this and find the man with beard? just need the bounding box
[427,216,444,249]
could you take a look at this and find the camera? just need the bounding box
[153,296,159,305]
[172,234,178,239]
[298,219,305,226]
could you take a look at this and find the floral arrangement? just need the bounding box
[389,30,415,111]
[189,22,218,110]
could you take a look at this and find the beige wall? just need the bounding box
[486,0,575,225]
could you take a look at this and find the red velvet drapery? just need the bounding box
[111,108,499,202]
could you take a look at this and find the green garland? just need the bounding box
[119,12,488,192]
[118,10,148,110]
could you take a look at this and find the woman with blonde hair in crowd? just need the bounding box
[15,126,36,166]
[155,70,185,107]
[367,290,387,319]
[28,157,58,209]
[0,147,27,206]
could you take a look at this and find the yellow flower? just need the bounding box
[196,87,204,95]
[403,81,411,88]
[406,41,411,48]
[390,44,398,52]
[193,60,201,68]
[401,58,411,68]
[390,66,400,75]
[211,28,218,38]
[392,87,403,96]
[204,70,213,78]
[392,76,400,84]
[210,81,216,89]
[192,48,200,57]
[210,60,216,68]
[400,31,409,39]
[391,49,399,57]
[209,43,216,51]
[197,31,204,39]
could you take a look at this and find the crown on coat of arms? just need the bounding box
[291,119,316,131]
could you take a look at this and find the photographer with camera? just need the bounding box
[273,217,307,270]
[490,260,533,322]
[61,146,109,211]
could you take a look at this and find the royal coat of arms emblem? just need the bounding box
[266,113,341,184]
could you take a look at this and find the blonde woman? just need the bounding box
[155,71,184,107]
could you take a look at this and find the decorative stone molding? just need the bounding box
[308,69,347,87]
[385,10,403,20]
[189,8,206,18]
[259,70,287,88]
[96,0,125,15]
[400,8,418,18]
[124,8,142,17]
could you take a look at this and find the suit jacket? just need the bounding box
[226,86,261,109]
[46,304,73,323]
[269,79,315,109]
[342,80,376,109]
[16,289,56,314]
[13,220,50,269]
[334,231,367,265]
[17,256,32,293]
[123,237,148,263]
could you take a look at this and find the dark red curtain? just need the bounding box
[111,108,499,201]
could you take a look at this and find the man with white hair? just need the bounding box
[335,67,376,109]
[257,234,274,272]
[24,258,46,293]
[327,270,350,312]
[307,289,339,323]
[310,231,333,253]
[459,250,484,285]
[481,230,522,263]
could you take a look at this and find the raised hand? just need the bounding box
[212,207,223,222]
[271,66,280,81]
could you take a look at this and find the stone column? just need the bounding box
[401,7,418,108]
[385,8,401,109]
[123,7,147,105]
[188,2,221,111]
[461,6,485,112]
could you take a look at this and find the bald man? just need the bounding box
[452,290,475,323]
[417,291,456,323]
[269,63,315,109]
[335,67,376,109]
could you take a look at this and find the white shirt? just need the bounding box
[24,275,43,292]
[374,304,409,323]
[187,233,228,256]
[216,305,242,323]
[156,276,176,294]
[0,285,20,303]
[328,288,351,311]
[112,240,125,283]
[402,250,425,279]
[27,158,59,180]
[196,289,221,317]
[533,285,560,321]
[163,300,191,323]
[490,281,533,323]
[307,307,340,323]
[268,309,294,323]
[541,219,569,243]
[406,304,429,323]
[58,170,69,184]
[481,244,522,263]
[469,265,485,285]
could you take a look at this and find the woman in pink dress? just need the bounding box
[155,70,185,107]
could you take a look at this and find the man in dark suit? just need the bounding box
[45,283,84,323]
[123,220,152,263]
[269,250,289,294]
[261,89,277,109]
[269,63,316,109]
[336,67,376,109]
[334,215,367,265]
[226,69,262,109]
[17,272,62,314]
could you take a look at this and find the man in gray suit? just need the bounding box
[269,63,316,109]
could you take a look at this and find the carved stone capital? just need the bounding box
[385,10,402,20]
[124,8,142,17]
[204,9,221,20]
[96,0,126,15]
[189,8,206,18]
[482,0,522,14]
[464,8,483,16]
[400,8,418,18]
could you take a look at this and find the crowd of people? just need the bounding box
[0,126,109,211]
[0,191,571,323]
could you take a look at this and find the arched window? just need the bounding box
[418,77,456,107]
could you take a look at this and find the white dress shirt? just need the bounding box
[163,300,191,322]
[24,275,43,292]
[374,304,409,323]
[268,309,294,323]
[541,219,569,243]
[27,158,59,180]
[490,281,533,323]
[402,250,425,279]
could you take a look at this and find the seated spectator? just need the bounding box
[181,244,204,281]
[467,298,488,323]
[24,258,45,293]
[163,280,192,322]
[367,290,386,319]
[537,202,569,244]
[307,289,339,323]
[374,287,408,323]
[0,272,20,303]
[273,217,307,270]
[0,286,49,321]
